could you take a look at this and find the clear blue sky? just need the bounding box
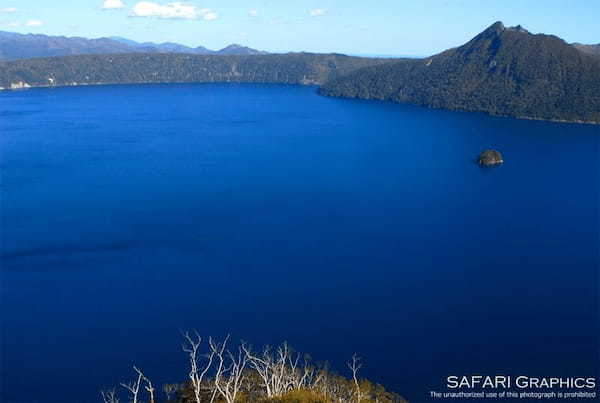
[1,0,599,55]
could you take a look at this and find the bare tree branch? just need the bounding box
[163,384,179,401]
[211,335,248,403]
[100,388,120,403]
[134,366,155,403]
[348,354,363,402]
[120,366,143,403]
[182,331,216,403]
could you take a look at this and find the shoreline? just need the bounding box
[2,81,599,126]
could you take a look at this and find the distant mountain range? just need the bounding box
[1,23,599,123]
[0,31,266,60]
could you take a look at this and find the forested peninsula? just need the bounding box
[0,52,392,89]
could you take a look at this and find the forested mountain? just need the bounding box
[320,22,600,123]
[1,22,599,123]
[0,52,392,89]
[573,43,600,56]
[0,31,266,60]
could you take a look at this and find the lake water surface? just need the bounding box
[1,84,598,402]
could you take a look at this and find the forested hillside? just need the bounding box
[0,52,392,89]
[573,43,600,56]
[320,22,600,123]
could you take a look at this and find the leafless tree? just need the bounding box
[163,384,179,401]
[139,369,155,403]
[242,343,277,397]
[182,331,216,403]
[348,354,363,402]
[312,366,330,398]
[120,366,144,403]
[101,336,387,403]
[210,335,248,403]
[101,388,120,403]
[290,353,319,390]
[243,341,315,397]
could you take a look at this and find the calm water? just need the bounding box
[1,84,598,403]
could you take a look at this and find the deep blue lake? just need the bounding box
[1,83,598,403]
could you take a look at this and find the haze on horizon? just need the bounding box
[0,0,599,56]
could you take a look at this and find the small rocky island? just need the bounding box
[478,149,504,166]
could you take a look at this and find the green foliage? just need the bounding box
[260,389,330,403]
[320,22,600,123]
[0,52,390,89]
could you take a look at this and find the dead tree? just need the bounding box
[348,354,363,402]
[210,335,248,403]
[182,331,216,403]
[163,384,179,401]
[120,366,144,403]
[101,388,120,403]
[311,366,329,397]
[289,353,318,390]
[139,369,156,403]
[243,341,306,397]
[242,343,277,397]
[276,342,296,393]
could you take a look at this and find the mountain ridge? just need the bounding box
[573,43,600,56]
[0,30,267,60]
[320,21,600,124]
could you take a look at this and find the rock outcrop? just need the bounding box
[478,149,504,166]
